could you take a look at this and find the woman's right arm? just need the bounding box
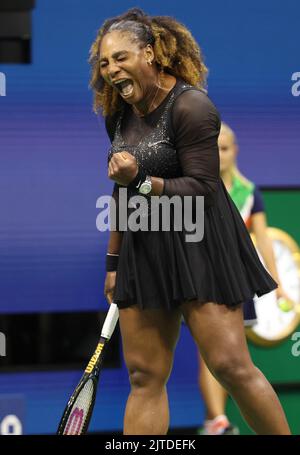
[107,230,123,255]
[104,114,124,304]
[104,181,124,304]
[104,230,123,305]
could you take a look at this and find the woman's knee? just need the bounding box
[127,358,172,392]
[207,354,255,389]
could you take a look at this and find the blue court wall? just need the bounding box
[1,0,299,314]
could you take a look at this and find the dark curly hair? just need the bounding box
[89,8,208,116]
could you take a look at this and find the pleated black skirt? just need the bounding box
[113,180,277,310]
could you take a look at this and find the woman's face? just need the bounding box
[218,130,238,173]
[99,30,156,106]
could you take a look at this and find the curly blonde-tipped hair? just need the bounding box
[89,8,208,116]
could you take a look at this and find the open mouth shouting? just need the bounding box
[113,79,134,98]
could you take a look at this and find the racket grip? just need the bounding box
[101,302,119,339]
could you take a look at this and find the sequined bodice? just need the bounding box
[107,83,192,180]
[106,79,221,216]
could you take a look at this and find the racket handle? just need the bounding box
[101,302,119,339]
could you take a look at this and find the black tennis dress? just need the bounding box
[106,79,277,310]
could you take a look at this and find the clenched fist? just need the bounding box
[108,151,138,186]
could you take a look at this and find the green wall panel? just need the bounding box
[227,392,300,435]
[262,190,300,245]
[248,337,300,383]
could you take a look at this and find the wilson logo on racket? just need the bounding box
[57,304,119,435]
[85,342,104,374]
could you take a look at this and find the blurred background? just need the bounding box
[0,0,300,435]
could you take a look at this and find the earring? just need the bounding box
[147,60,153,66]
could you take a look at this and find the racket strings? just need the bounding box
[63,379,95,435]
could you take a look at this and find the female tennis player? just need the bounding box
[89,8,291,434]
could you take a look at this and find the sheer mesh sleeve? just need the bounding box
[163,89,221,207]
[105,112,119,142]
[105,114,121,231]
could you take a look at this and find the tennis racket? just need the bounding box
[57,303,119,435]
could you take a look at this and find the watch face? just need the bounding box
[139,182,151,194]
[246,228,300,346]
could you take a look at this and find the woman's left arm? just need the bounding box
[158,90,220,206]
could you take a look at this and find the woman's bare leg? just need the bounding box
[182,300,290,435]
[119,305,182,435]
[199,354,228,420]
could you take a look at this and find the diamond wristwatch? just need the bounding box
[138,175,152,195]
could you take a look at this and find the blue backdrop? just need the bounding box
[0,0,299,434]
[1,0,299,314]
